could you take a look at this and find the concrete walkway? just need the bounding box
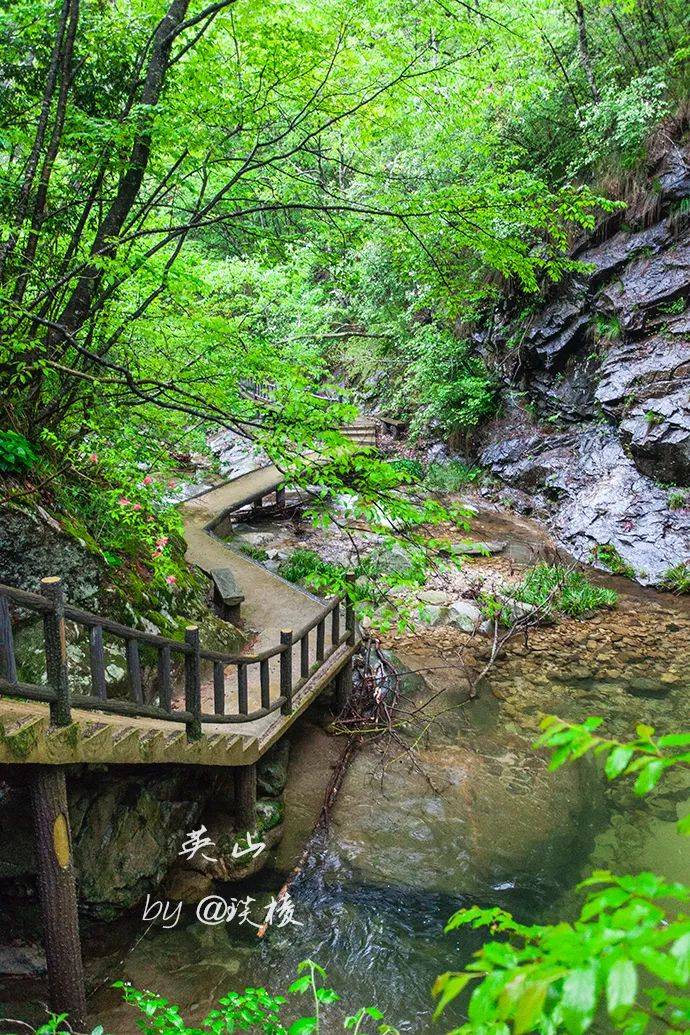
[179,465,324,650]
[179,466,338,742]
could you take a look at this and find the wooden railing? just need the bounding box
[0,575,356,736]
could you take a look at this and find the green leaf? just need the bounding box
[605,746,634,779]
[287,1018,318,1035]
[633,760,665,796]
[559,967,598,1035]
[606,959,637,1017]
[514,979,549,1034]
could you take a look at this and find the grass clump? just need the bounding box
[278,548,335,588]
[668,490,688,510]
[423,460,482,492]
[511,563,618,618]
[590,543,637,579]
[386,458,425,482]
[238,543,269,562]
[660,563,690,594]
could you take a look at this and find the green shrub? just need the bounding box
[406,327,497,438]
[239,543,269,561]
[386,458,425,483]
[423,460,482,492]
[660,562,690,594]
[0,429,38,474]
[668,490,687,510]
[590,543,637,579]
[278,548,335,589]
[511,563,618,618]
[592,313,622,342]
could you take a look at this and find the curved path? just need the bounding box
[180,465,324,651]
[179,464,348,751]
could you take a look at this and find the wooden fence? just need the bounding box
[0,575,355,736]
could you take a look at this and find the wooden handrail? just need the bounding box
[0,575,355,731]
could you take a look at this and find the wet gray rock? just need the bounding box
[478,139,690,579]
[0,507,102,604]
[447,600,482,632]
[620,383,690,484]
[481,426,690,584]
[0,944,46,977]
[595,323,690,483]
[575,219,673,283]
[599,227,690,332]
[257,740,290,797]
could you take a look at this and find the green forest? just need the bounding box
[0,0,689,1031]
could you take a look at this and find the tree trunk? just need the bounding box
[575,1,600,103]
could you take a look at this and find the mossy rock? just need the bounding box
[256,797,284,831]
[257,740,290,797]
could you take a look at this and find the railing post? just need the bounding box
[184,625,202,740]
[331,599,340,645]
[89,626,106,700]
[276,485,286,510]
[280,629,293,714]
[345,572,356,646]
[0,592,18,684]
[41,577,71,727]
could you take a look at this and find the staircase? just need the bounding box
[339,418,379,447]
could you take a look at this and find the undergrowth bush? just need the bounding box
[405,327,497,439]
[510,563,618,618]
[0,429,38,474]
[423,460,482,492]
[660,562,690,595]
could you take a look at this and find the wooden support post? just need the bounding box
[41,577,71,727]
[184,626,202,740]
[237,662,248,714]
[234,764,256,831]
[300,633,309,678]
[280,629,293,714]
[260,658,270,710]
[331,600,340,645]
[213,661,225,715]
[316,618,325,661]
[126,637,143,704]
[31,766,86,1031]
[335,658,353,713]
[276,485,286,509]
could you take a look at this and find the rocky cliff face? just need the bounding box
[478,136,690,585]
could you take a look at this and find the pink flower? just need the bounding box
[165,575,177,585]
[147,515,155,523]
[132,503,142,511]
[142,475,153,485]
[155,536,169,549]
[168,479,177,488]
[118,497,130,506]
[89,453,99,463]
